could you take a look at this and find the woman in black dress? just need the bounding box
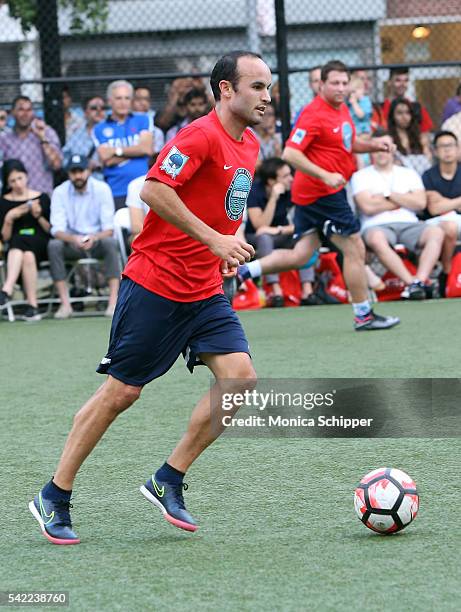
[0,159,51,321]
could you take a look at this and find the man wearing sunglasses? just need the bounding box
[62,96,106,179]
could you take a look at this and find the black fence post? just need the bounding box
[274,0,291,145]
[36,0,65,144]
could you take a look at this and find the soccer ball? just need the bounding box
[354,467,419,534]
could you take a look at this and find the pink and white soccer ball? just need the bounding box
[354,467,419,534]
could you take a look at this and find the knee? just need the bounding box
[48,239,64,255]
[442,222,459,241]
[100,237,118,251]
[23,251,36,264]
[431,226,445,244]
[98,381,142,418]
[114,384,142,410]
[227,362,258,394]
[365,232,386,252]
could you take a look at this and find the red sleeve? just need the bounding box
[420,106,433,133]
[285,111,320,153]
[147,125,210,189]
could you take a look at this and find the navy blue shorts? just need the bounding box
[96,278,250,386]
[294,189,360,239]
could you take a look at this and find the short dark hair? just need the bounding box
[184,87,208,105]
[258,157,289,186]
[433,130,458,146]
[1,159,28,196]
[11,95,32,110]
[456,83,461,97]
[83,95,104,110]
[210,51,262,102]
[390,67,409,78]
[321,60,349,82]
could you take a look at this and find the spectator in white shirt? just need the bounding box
[352,132,443,300]
[48,154,120,318]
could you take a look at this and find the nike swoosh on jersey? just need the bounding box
[224,164,233,170]
[332,127,340,133]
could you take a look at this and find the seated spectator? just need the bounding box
[165,87,208,143]
[245,157,316,306]
[132,85,165,155]
[62,86,85,143]
[352,133,443,299]
[0,95,62,195]
[62,95,106,179]
[381,67,433,143]
[126,174,149,244]
[253,103,283,165]
[93,80,153,210]
[388,97,432,175]
[422,130,461,292]
[48,155,120,319]
[0,159,51,321]
[442,83,461,123]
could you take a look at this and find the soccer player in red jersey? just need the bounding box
[29,52,272,543]
[239,60,400,331]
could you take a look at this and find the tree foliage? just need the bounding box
[6,0,109,34]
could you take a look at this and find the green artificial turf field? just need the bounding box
[1,300,460,611]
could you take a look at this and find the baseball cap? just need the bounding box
[67,154,89,171]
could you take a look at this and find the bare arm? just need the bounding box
[427,190,461,215]
[354,191,399,216]
[282,147,346,188]
[98,131,153,165]
[140,180,254,266]
[352,137,394,155]
[1,204,29,241]
[129,206,145,241]
[388,189,426,211]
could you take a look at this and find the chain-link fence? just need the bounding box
[1,0,461,188]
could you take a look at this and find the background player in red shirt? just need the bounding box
[29,51,272,543]
[240,60,400,331]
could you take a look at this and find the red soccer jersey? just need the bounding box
[123,110,259,301]
[286,96,356,206]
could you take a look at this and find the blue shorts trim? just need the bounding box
[294,189,360,238]
[96,278,250,386]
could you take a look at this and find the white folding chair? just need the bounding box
[113,207,132,266]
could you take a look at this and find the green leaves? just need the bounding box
[6,0,108,34]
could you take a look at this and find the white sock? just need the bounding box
[352,300,371,317]
[247,260,262,278]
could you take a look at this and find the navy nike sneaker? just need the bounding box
[29,491,80,545]
[354,310,400,331]
[140,476,198,532]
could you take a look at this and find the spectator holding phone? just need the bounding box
[0,159,51,321]
[0,96,62,196]
[48,155,120,319]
